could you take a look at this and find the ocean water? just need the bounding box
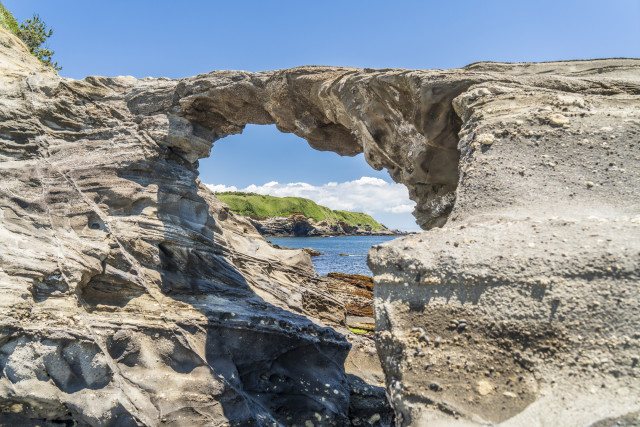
[267,235,401,276]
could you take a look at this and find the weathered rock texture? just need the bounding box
[370,62,640,425]
[1,23,639,426]
[326,273,375,319]
[0,28,391,426]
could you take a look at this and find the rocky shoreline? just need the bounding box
[250,213,409,237]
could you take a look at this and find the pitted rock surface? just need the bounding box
[1,24,640,426]
[371,63,640,425]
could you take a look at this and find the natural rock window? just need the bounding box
[2,25,638,425]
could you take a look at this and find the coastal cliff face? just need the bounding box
[214,192,398,237]
[1,24,639,426]
[250,214,398,237]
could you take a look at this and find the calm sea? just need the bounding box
[267,235,401,276]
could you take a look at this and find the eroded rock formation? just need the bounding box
[1,24,639,426]
[0,28,389,425]
[370,64,640,425]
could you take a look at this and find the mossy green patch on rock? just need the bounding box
[348,327,372,335]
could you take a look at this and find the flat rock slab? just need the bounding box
[348,316,375,331]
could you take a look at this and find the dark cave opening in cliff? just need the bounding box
[197,124,420,233]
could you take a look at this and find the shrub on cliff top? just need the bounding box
[18,14,61,71]
[0,2,19,35]
[0,2,61,71]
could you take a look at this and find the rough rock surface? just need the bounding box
[0,28,390,425]
[250,214,402,237]
[370,62,640,425]
[1,23,639,426]
[326,273,375,319]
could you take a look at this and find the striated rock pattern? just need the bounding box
[1,23,640,426]
[326,273,375,319]
[0,28,376,425]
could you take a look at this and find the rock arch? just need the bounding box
[127,66,470,229]
[121,62,640,423]
[2,25,640,425]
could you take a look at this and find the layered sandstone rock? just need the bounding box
[0,28,387,425]
[1,23,639,426]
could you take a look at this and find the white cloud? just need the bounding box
[390,204,415,214]
[205,177,416,220]
[207,183,238,192]
[352,176,387,186]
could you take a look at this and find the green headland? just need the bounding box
[216,192,388,231]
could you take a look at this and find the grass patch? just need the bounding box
[216,192,387,231]
[0,2,19,36]
[348,327,373,335]
[334,210,385,231]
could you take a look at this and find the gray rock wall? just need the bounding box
[0,28,355,426]
[370,64,640,425]
[1,24,639,426]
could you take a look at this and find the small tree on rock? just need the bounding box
[19,14,61,71]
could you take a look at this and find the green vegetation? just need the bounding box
[0,2,18,35]
[348,327,372,335]
[18,14,61,70]
[0,2,60,71]
[216,192,387,231]
[333,210,384,230]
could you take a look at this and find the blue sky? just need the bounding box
[5,0,639,230]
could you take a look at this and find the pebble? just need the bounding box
[477,134,495,145]
[586,181,595,188]
[429,382,441,391]
[549,114,570,126]
[477,380,494,395]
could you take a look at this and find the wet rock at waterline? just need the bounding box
[249,213,406,237]
[1,24,640,425]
